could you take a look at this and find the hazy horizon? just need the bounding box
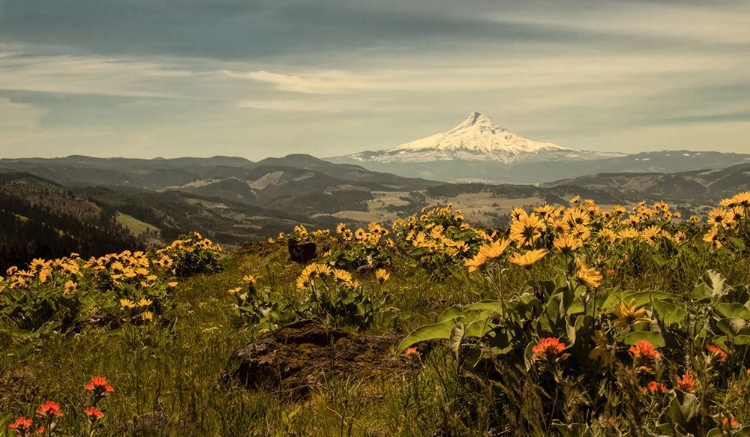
[1,0,749,160]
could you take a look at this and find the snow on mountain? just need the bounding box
[342,112,623,164]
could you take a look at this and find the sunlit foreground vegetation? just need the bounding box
[2,192,750,436]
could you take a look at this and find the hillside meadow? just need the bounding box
[1,192,750,436]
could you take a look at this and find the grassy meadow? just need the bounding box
[2,193,750,436]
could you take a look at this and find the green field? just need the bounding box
[2,194,750,436]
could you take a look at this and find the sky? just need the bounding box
[1,0,749,160]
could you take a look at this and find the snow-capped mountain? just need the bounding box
[340,112,623,164]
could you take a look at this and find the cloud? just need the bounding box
[228,70,377,95]
[0,49,199,98]
[0,97,48,131]
[238,99,359,113]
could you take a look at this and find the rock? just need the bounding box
[287,240,316,263]
[228,320,412,398]
[119,411,169,436]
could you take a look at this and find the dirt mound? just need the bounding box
[229,320,412,398]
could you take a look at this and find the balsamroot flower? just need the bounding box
[532,337,568,363]
[629,340,661,370]
[464,252,488,273]
[575,258,602,288]
[509,249,547,268]
[614,298,650,327]
[374,268,390,283]
[553,234,582,255]
[509,212,544,247]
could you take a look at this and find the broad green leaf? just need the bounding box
[621,290,681,307]
[564,315,576,345]
[714,303,750,320]
[700,270,730,299]
[623,331,666,348]
[652,300,688,327]
[396,319,456,355]
[523,341,536,371]
[716,318,750,336]
[448,322,465,358]
[732,335,750,345]
[666,390,700,433]
[537,294,562,337]
[727,236,747,251]
[464,319,496,338]
[438,300,504,323]
[567,297,585,315]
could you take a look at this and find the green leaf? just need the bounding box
[727,236,747,251]
[716,318,750,336]
[700,270,730,299]
[523,341,536,371]
[714,303,750,320]
[565,315,576,345]
[623,331,666,348]
[652,300,688,327]
[448,322,465,358]
[396,319,456,355]
[537,294,562,337]
[731,335,750,345]
[666,390,700,433]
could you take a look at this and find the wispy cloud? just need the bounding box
[0,50,198,98]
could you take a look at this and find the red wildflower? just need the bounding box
[83,406,105,421]
[533,337,567,361]
[34,426,45,434]
[8,416,33,431]
[84,376,115,395]
[35,401,63,417]
[676,374,696,392]
[402,347,420,359]
[642,381,667,393]
[629,340,661,369]
[706,344,727,362]
[721,417,740,430]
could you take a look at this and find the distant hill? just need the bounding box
[542,162,750,205]
[0,155,442,267]
[0,173,142,270]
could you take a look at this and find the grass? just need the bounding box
[2,197,750,436]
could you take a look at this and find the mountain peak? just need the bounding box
[336,113,620,164]
[453,111,509,135]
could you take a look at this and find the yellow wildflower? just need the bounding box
[465,252,488,273]
[63,280,77,294]
[509,249,547,268]
[479,239,511,259]
[614,298,650,327]
[553,234,582,254]
[374,269,390,283]
[120,299,135,310]
[576,258,602,288]
[509,212,544,247]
